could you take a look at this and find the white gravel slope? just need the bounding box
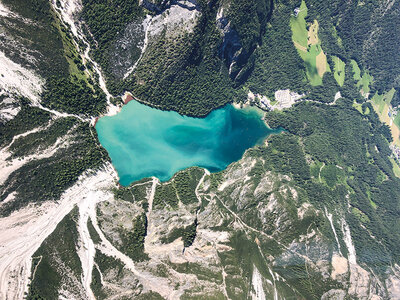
[0,165,117,300]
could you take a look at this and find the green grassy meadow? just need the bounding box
[290,0,329,86]
[333,56,345,86]
[351,59,372,95]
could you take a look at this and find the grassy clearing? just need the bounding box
[350,60,361,81]
[369,199,378,210]
[371,88,399,145]
[307,20,319,45]
[352,101,363,114]
[51,8,92,87]
[332,26,343,48]
[290,1,328,86]
[291,0,308,47]
[333,56,345,86]
[316,50,329,77]
[320,164,346,188]
[394,112,400,128]
[390,157,400,178]
[293,41,308,52]
[297,44,323,85]
[384,88,399,106]
[372,93,386,114]
[350,59,372,95]
[352,207,370,223]
[371,89,395,114]
[310,160,324,181]
[392,124,400,147]
[359,72,373,95]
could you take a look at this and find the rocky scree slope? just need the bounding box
[26,139,400,299]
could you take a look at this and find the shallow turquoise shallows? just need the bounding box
[96,100,279,186]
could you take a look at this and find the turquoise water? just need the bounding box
[96,100,279,186]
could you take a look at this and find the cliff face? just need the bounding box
[76,0,273,116]
[216,0,272,83]
[216,7,243,79]
[139,0,199,13]
[139,0,170,13]
[138,0,273,83]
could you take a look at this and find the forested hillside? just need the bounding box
[0,0,109,217]
[79,0,400,115]
[1,0,400,299]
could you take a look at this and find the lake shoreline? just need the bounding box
[96,99,280,186]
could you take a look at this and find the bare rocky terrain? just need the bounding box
[1,0,400,299]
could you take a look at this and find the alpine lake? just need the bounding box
[96,100,280,186]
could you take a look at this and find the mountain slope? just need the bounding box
[0,0,400,299]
